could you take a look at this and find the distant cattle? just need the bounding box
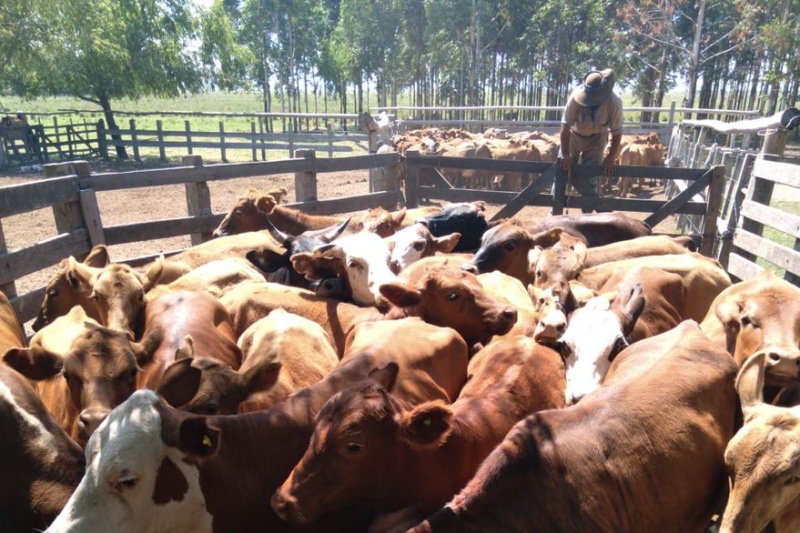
[408,321,738,532]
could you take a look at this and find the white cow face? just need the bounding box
[386,222,460,273]
[559,297,628,406]
[45,390,218,533]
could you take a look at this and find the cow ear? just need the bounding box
[290,252,314,276]
[266,187,289,204]
[380,282,421,308]
[716,299,743,355]
[391,209,407,225]
[240,359,282,397]
[157,358,202,408]
[737,352,766,416]
[618,283,645,337]
[531,227,564,248]
[527,246,544,273]
[67,256,96,291]
[433,233,461,254]
[399,402,453,448]
[175,335,195,361]
[368,362,399,393]
[255,195,278,214]
[141,255,164,291]
[178,416,220,458]
[3,347,63,381]
[133,327,164,367]
[572,241,588,265]
[84,245,110,267]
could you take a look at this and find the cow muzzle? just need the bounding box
[78,408,111,444]
[271,490,311,525]
[761,348,800,386]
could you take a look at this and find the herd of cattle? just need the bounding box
[2,185,800,533]
[382,127,667,195]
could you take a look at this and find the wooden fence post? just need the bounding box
[0,222,16,299]
[219,121,227,163]
[71,161,106,248]
[53,117,61,152]
[552,161,567,215]
[288,122,295,158]
[717,153,754,267]
[259,118,266,161]
[45,161,88,254]
[405,149,420,208]
[295,149,317,202]
[185,120,193,155]
[699,165,725,257]
[250,121,257,161]
[327,123,334,158]
[97,119,109,161]
[183,155,213,245]
[130,119,141,162]
[157,120,167,162]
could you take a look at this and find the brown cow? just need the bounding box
[615,142,665,197]
[44,318,468,533]
[0,290,25,352]
[31,244,110,331]
[380,257,517,350]
[4,306,162,446]
[408,321,738,532]
[720,352,800,533]
[0,364,85,532]
[272,335,565,524]
[157,309,338,414]
[700,268,800,388]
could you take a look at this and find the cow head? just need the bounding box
[4,322,162,446]
[380,265,517,349]
[559,284,645,405]
[711,270,800,387]
[91,258,164,340]
[32,245,109,331]
[423,201,487,252]
[355,207,407,238]
[386,222,460,273]
[211,187,288,238]
[529,229,588,291]
[43,390,220,533]
[273,364,439,524]
[721,352,800,533]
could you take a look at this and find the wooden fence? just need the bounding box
[0,151,400,323]
[723,157,800,282]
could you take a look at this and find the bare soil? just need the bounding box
[0,157,676,333]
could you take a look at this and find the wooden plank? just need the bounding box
[718,153,754,269]
[288,191,399,216]
[752,158,800,189]
[0,229,90,285]
[733,228,800,277]
[105,139,355,152]
[645,169,711,227]
[490,163,557,221]
[0,221,15,299]
[182,155,212,245]
[47,162,87,237]
[103,215,223,245]
[10,286,45,324]
[79,189,106,246]
[727,252,765,282]
[405,150,421,208]
[0,176,80,218]
[699,166,726,257]
[741,200,800,240]
[422,187,540,205]
[571,164,705,181]
[295,150,318,202]
[560,196,707,215]
[313,153,400,172]
[424,155,552,174]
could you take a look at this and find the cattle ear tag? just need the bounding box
[202,434,212,448]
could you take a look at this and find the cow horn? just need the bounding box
[321,217,351,243]
[264,216,291,245]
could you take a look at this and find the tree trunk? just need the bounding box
[684,0,706,117]
[98,95,127,159]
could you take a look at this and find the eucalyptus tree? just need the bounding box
[0,0,202,158]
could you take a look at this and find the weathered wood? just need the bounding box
[289,191,399,216]
[699,166,726,257]
[157,120,167,162]
[727,252,765,282]
[9,286,45,324]
[295,149,318,202]
[130,119,141,162]
[46,162,86,239]
[97,119,109,160]
[185,120,193,155]
[736,156,777,264]
[405,150,421,208]
[682,109,791,135]
[733,228,800,278]
[103,215,223,245]
[644,169,712,227]
[552,162,567,215]
[0,221,15,299]
[752,158,800,188]
[718,153,754,269]
[219,121,227,162]
[740,200,800,240]
[250,121,257,161]
[79,189,106,247]
[490,162,557,221]
[183,155,213,245]
[105,139,355,153]
[0,229,90,285]
[421,187,546,205]
[0,176,80,218]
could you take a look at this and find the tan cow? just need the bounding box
[4,306,162,446]
[700,268,800,388]
[721,352,800,533]
[272,335,566,523]
[0,290,25,352]
[615,142,666,197]
[156,309,338,414]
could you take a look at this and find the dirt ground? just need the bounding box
[0,157,676,333]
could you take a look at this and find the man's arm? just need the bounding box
[604,132,622,175]
[560,123,572,171]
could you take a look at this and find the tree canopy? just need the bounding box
[2,0,798,124]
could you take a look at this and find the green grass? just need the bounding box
[756,199,800,277]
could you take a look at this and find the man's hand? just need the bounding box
[603,154,616,176]
[560,156,572,172]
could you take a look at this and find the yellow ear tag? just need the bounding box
[202,435,212,448]
[423,418,432,427]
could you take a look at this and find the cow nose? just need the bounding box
[461,262,478,274]
[389,259,402,274]
[271,490,298,523]
[78,409,110,440]
[568,393,584,405]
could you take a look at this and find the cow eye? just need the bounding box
[117,474,139,490]
[347,259,361,269]
[47,288,58,298]
[740,316,752,327]
[345,442,363,454]
[129,367,138,379]
[204,403,219,415]
[446,291,460,301]
[503,242,516,252]
[413,241,425,251]
[536,270,544,279]
[234,209,243,216]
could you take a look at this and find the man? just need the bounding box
[559,68,623,212]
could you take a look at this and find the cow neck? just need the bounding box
[197,355,380,531]
[268,206,344,235]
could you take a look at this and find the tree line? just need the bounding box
[1,0,798,158]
